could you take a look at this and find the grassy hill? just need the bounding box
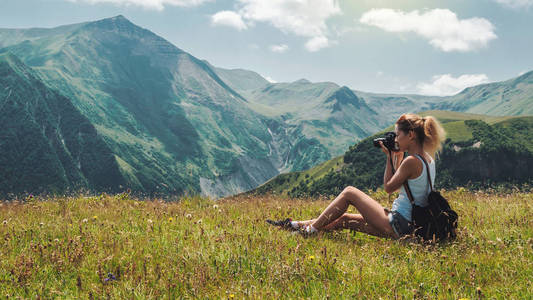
[0,190,531,297]
[249,111,533,197]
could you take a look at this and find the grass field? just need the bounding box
[1,189,532,298]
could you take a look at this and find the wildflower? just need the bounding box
[213,204,219,209]
[168,217,173,222]
[308,255,315,260]
[54,238,59,243]
[82,218,88,223]
[197,219,202,224]
[229,294,234,298]
[2,220,7,225]
[104,272,117,283]
[147,219,153,224]
[39,222,44,226]
[93,216,98,220]
[185,214,192,219]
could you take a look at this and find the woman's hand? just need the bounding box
[379,141,404,169]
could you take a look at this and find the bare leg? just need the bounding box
[309,186,396,238]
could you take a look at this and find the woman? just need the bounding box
[267,113,446,239]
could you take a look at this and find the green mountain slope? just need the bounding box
[249,111,533,197]
[0,22,88,48]
[0,16,328,197]
[0,52,126,195]
[434,71,533,116]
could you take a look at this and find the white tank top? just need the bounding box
[391,153,435,221]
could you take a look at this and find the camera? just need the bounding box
[373,131,399,152]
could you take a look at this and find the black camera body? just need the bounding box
[373,131,399,152]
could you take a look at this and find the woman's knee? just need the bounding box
[342,186,362,202]
[342,186,359,195]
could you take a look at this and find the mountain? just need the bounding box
[217,74,386,157]
[433,71,533,116]
[0,22,89,48]
[212,65,270,94]
[0,52,125,195]
[248,110,533,197]
[0,15,328,197]
[354,91,445,125]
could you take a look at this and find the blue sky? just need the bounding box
[1,0,532,95]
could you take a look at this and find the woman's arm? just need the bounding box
[379,142,411,193]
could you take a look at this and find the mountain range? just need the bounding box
[0,15,531,198]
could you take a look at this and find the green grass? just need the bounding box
[1,189,531,298]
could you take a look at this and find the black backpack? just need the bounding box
[403,154,458,243]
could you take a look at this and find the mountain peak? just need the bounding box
[293,78,311,84]
[83,15,137,32]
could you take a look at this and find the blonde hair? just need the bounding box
[396,113,446,159]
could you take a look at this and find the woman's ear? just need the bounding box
[408,130,415,141]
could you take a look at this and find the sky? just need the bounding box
[1,0,532,95]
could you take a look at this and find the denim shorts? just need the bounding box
[388,210,414,238]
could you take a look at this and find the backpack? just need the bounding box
[403,154,459,243]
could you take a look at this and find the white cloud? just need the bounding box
[360,8,497,52]
[494,0,533,8]
[269,44,289,53]
[417,74,490,96]
[68,0,211,10]
[211,11,248,31]
[304,36,329,52]
[212,0,341,52]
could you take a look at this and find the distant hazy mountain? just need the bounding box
[212,65,270,94]
[215,73,386,156]
[434,71,533,116]
[354,91,445,125]
[0,52,125,195]
[0,16,328,197]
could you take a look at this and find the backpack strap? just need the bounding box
[414,154,434,192]
[389,152,417,205]
[402,154,434,205]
